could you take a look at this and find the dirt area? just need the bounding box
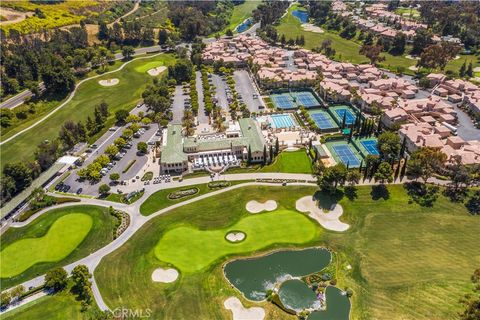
[0,7,33,26]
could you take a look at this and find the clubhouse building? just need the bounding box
[159,118,267,174]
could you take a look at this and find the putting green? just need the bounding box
[134,60,168,74]
[154,209,319,273]
[0,214,92,278]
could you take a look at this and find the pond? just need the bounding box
[308,286,351,320]
[224,248,331,301]
[236,18,253,33]
[292,9,309,24]
[278,279,319,312]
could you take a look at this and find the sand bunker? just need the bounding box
[147,66,167,76]
[99,78,119,86]
[301,23,324,33]
[226,231,246,242]
[224,297,265,320]
[405,54,420,60]
[151,267,179,283]
[246,200,277,213]
[296,196,349,232]
[473,67,480,73]
[408,66,419,71]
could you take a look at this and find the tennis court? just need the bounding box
[308,110,338,130]
[271,94,295,109]
[334,109,356,125]
[271,114,296,128]
[293,91,320,108]
[360,139,380,156]
[332,144,361,167]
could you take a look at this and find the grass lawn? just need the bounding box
[155,210,318,273]
[276,4,417,74]
[394,7,420,19]
[0,205,116,289]
[0,53,175,168]
[259,149,313,174]
[139,180,251,216]
[1,214,92,278]
[224,1,260,33]
[134,60,168,74]
[95,184,479,319]
[2,280,100,320]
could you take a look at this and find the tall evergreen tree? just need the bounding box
[247,145,252,165]
[263,145,267,165]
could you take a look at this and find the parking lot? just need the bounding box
[60,101,162,196]
[196,71,209,124]
[171,85,187,124]
[211,74,230,111]
[234,70,264,113]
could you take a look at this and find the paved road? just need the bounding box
[196,71,209,124]
[453,105,480,141]
[0,45,161,110]
[1,172,451,313]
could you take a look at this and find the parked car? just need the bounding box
[76,188,83,195]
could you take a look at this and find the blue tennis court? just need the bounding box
[271,114,296,128]
[332,144,360,167]
[334,109,356,125]
[271,95,295,109]
[361,140,380,156]
[311,112,336,129]
[294,92,320,108]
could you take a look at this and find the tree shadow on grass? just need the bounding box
[370,184,389,200]
[404,181,439,207]
[344,186,358,201]
[313,189,344,209]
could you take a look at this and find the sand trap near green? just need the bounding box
[154,210,319,273]
[0,214,92,278]
[134,60,168,74]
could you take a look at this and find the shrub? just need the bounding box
[168,187,199,199]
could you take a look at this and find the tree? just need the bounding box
[44,267,68,291]
[346,170,361,186]
[104,145,119,158]
[109,173,120,183]
[465,191,480,215]
[10,285,25,300]
[408,147,447,183]
[114,137,126,148]
[137,141,148,154]
[374,162,393,184]
[115,109,129,123]
[122,46,135,60]
[71,265,93,304]
[377,132,401,162]
[42,65,75,95]
[411,29,432,55]
[459,268,480,318]
[98,184,111,196]
[262,145,267,165]
[359,44,385,65]
[269,145,273,164]
[168,59,193,83]
[390,32,406,55]
[0,291,11,308]
[317,163,347,194]
[247,145,252,164]
[225,29,233,37]
[459,61,467,77]
[418,42,461,70]
[158,29,168,45]
[275,138,279,156]
[141,117,152,127]
[466,62,474,78]
[3,162,32,193]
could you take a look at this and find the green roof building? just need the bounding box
[160,118,267,174]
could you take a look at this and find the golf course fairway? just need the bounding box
[1,213,93,278]
[154,209,319,273]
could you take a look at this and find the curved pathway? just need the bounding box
[108,0,141,27]
[0,52,164,146]
[1,174,451,312]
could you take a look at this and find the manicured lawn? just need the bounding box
[224,1,260,33]
[134,60,168,73]
[1,214,92,278]
[139,180,251,216]
[155,210,318,273]
[0,54,175,168]
[394,7,420,19]
[276,4,417,73]
[259,149,313,173]
[0,205,116,289]
[95,184,479,319]
[2,281,100,320]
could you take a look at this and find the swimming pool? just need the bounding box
[236,18,252,33]
[271,114,296,128]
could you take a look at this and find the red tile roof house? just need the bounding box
[381,108,409,128]
[426,73,446,87]
[463,92,480,115]
[399,122,444,152]
[319,80,351,103]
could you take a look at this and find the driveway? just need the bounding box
[171,85,186,124]
[196,71,209,124]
